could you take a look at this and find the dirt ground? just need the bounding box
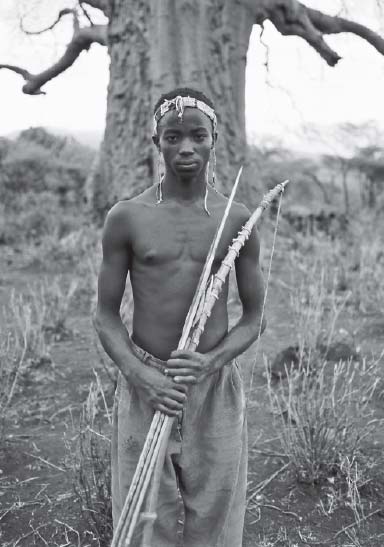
[1,238,384,547]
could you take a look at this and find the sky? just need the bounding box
[1,0,384,150]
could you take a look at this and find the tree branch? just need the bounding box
[307,7,384,57]
[0,25,107,95]
[82,0,110,16]
[79,2,95,26]
[20,8,76,36]
[252,0,384,66]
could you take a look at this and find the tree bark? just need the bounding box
[94,0,255,218]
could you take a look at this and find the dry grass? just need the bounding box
[0,276,79,437]
[290,215,384,316]
[353,237,384,313]
[9,289,50,364]
[38,276,78,339]
[266,357,381,484]
[66,373,113,546]
[0,290,51,438]
[258,223,384,543]
[0,327,27,438]
[266,243,382,484]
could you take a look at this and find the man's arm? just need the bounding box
[166,207,266,384]
[94,202,134,380]
[206,221,266,369]
[94,202,187,416]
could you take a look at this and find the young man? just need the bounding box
[94,88,266,547]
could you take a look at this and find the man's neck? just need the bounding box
[162,172,207,203]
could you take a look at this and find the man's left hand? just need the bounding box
[165,350,215,385]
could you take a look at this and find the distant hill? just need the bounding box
[6,126,103,150]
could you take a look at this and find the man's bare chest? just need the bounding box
[130,205,235,266]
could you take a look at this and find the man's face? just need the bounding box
[155,108,216,179]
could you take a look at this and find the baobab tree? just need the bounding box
[2,0,384,218]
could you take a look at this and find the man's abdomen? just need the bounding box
[131,292,229,360]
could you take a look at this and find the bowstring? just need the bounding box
[245,188,284,408]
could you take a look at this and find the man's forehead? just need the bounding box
[158,107,213,131]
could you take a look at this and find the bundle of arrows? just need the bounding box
[111,169,289,547]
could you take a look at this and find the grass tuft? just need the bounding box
[67,374,113,546]
[266,356,381,484]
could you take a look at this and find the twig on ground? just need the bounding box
[5,434,32,440]
[87,426,111,442]
[34,483,49,499]
[13,523,49,546]
[303,507,383,545]
[49,404,75,421]
[54,518,81,547]
[15,476,40,485]
[258,502,302,521]
[30,521,49,546]
[0,503,16,522]
[250,449,288,458]
[247,462,290,503]
[252,435,280,446]
[24,451,65,472]
[333,508,383,540]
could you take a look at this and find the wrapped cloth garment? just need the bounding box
[111,336,248,547]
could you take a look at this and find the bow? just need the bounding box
[111,175,289,547]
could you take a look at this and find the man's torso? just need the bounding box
[121,187,246,360]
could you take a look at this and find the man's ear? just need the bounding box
[152,135,160,149]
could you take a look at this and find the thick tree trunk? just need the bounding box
[93,0,255,218]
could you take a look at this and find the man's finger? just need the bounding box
[167,368,195,377]
[162,396,184,410]
[170,349,196,359]
[168,389,187,403]
[157,404,180,417]
[167,359,202,371]
[172,382,188,394]
[174,375,197,385]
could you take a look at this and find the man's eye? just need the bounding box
[194,134,207,142]
[165,135,178,143]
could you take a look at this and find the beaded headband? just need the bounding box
[153,95,217,136]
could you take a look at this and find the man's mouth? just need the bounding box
[176,161,198,168]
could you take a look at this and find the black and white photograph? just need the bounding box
[1,1,384,546]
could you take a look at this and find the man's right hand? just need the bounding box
[130,364,188,417]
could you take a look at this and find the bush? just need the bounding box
[0,127,95,209]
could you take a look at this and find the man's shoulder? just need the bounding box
[231,199,250,220]
[211,188,248,209]
[107,186,157,219]
[119,185,157,206]
[209,189,250,227]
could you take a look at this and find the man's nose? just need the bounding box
[179,138,194,155]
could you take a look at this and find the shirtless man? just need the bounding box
[94,88,266,547]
